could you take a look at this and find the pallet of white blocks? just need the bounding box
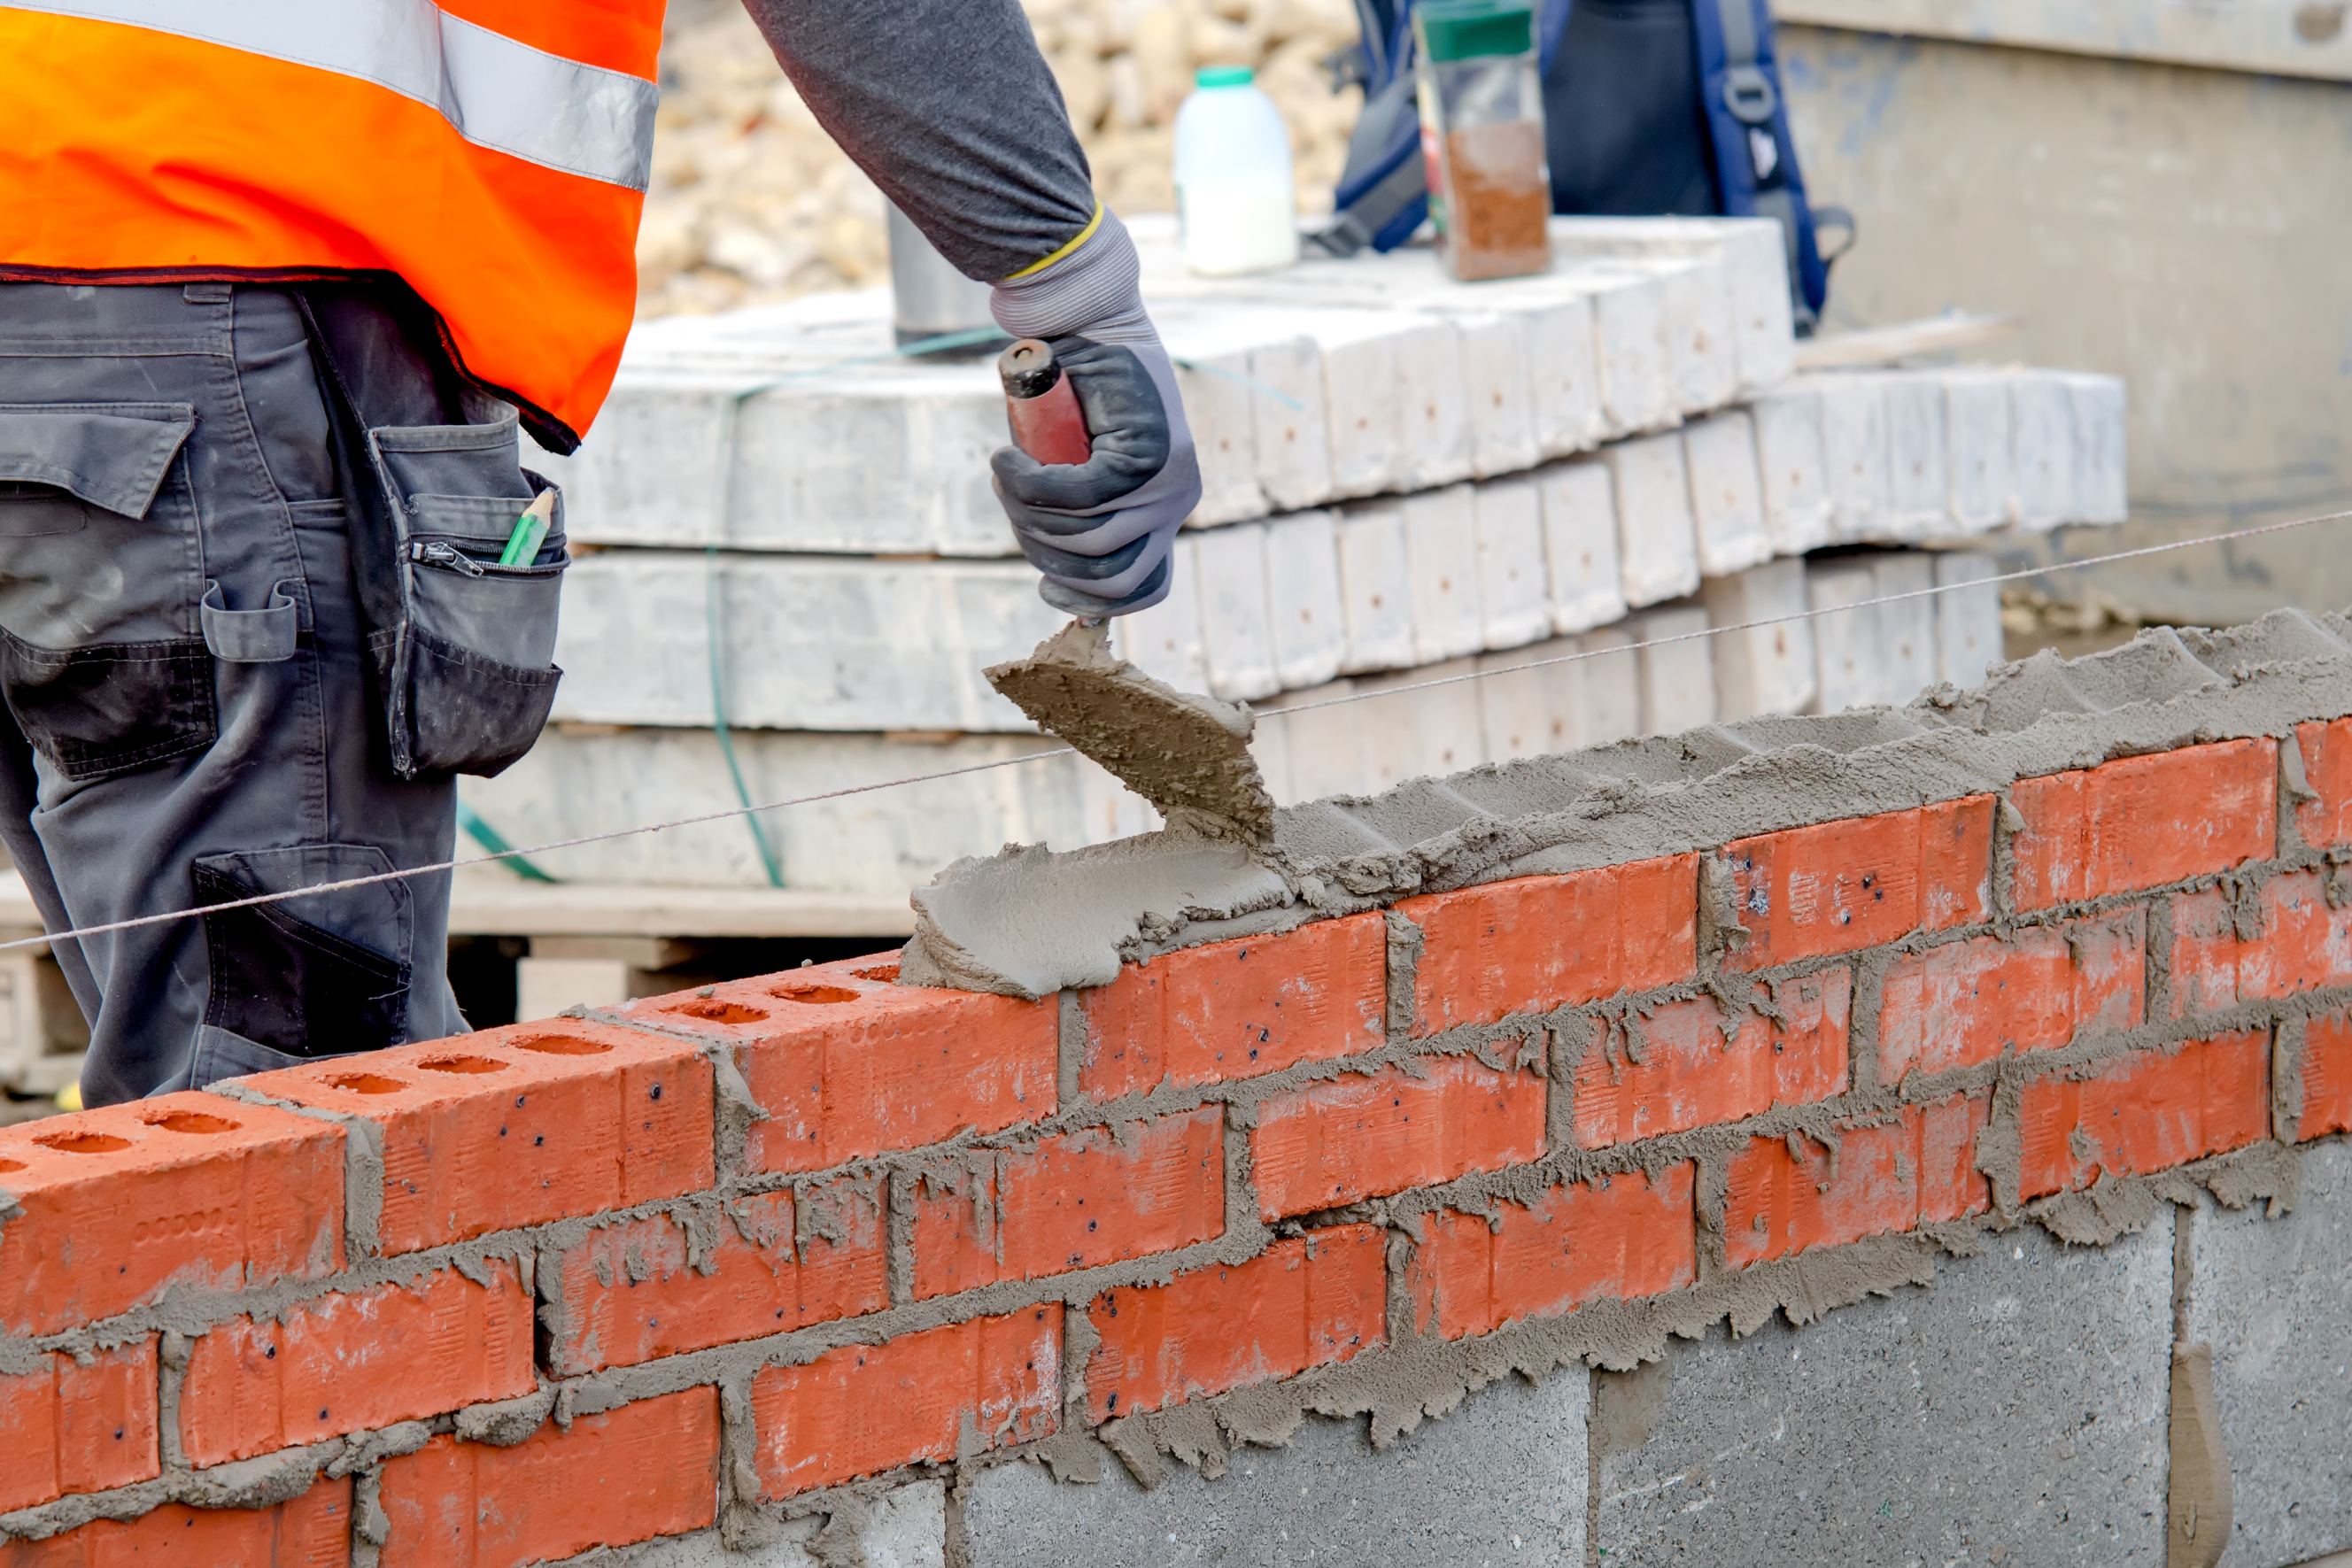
[483,218,2127,897]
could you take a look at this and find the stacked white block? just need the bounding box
[549,369,2127,734]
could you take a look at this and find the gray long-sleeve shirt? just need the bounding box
[736,0,1099,281]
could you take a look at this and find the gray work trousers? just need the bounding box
[0,281,532,1103]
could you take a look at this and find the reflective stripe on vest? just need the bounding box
[0,0,664,444]
[10,0,656,189]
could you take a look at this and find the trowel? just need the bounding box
[986,340,1275,846]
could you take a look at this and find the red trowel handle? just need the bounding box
[998,338,1093,467]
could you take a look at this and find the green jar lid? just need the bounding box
[1195,65,1255,88]
[1418,0,1534,62]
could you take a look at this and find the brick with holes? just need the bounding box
[2300,1009,2352,1140]
[909,1109,1225,1298]
[0,1340,159,1514]
[2294,717,2352,848]
[2168,870,2352,1018]
[620,954,1056,1175]
[2008,740,2277,910]
[1250,1055,1548,1220]
[1078,917,1386,1101]
[378,1390,719,1567]
[0,1094,343,1337]
[1396,855,1698,1036]
[1407,1165,1696,1340]
[752,1307,1061,1498]
[1877,912,2145,1084]
[0,1479,352,1567]
[1723,1095,1991,1266]
[1573,969,1851,1148]
[545,1182,888,1375]
[2017,1033,2271,1199]
[1084,1225,1386,1421]
[1721,799,1992,970]
[236,1020,711,1255]
[180,1261,536,1465]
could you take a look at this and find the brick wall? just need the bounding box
[5,719,2352,1561]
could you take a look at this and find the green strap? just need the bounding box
[456,801,561,883]
[706,545,786,889]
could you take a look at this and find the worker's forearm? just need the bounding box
[737,0,1097,281]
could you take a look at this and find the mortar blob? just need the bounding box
[986,619,1275,846]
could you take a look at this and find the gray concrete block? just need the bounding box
[960,1371,1589,1568]
[1595,1222,2172,1567]
[2187,1139,2352,1568]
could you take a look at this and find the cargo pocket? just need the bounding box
[195,846,411,1062]
[363,413,566,778]
[0,404,215,783]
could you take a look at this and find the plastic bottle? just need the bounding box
[1414,1,1553,282]
[1172,66,1299,276]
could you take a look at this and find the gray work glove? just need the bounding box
[990,208,1202,617]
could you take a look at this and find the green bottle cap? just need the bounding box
[1417,0,1535,62]
[1195,65,1255,88]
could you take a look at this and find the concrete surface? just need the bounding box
[2188,1139,2352,1568]
[1593,1223,2174,1565]
[960,1371,1590,1568]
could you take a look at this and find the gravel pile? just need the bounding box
[639,0,1365,317]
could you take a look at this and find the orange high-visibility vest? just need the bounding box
[0,0,665,448]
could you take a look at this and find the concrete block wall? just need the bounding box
[11,618,2352,1564]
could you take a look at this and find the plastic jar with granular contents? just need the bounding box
[1413,0,1553,282]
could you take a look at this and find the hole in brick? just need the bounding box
[416,1054,507,1076]
[509,1033,612,1056]
[852,964,900,984]
[33,1131,132,1155]
[770,983,860,1005]
[0,1157,23,1174]
[667,998,767,1024]
[325,1072,406,1095]
[143,1110,239,1136]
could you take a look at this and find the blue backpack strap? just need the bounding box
[1691,0,1830,326]
[1319,0,1572,257]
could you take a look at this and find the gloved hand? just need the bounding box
[989,208,1202,617]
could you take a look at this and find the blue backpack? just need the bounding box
[1319,0,1851,331]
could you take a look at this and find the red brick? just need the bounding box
[0,1340,158,1514]
[909,1110,1224,1298]
[1406,1165,1696,1340]
[1250,1056,1548,1220]
[1079,917,1386,1101]
[2009,739,2278,911]
[379,1390,718,1568]
[238,1020,712,1255]
[2294,718,2352,848]
[2298,1010,2352,1140]
[0,1094,343,1338]
[181,1263,535,1466]
[1396,855,1698,1036]
[2017,1032,2271,1199]
[546,1184,889,1376]
[751,1307,1060,1498]
[1572,969,1852,1149]
[620,954,1056,1176]
[1723,1095,1991,1267]
[1084,1225,1385,1421]
[2169,871,2352,1018]
[0,1479,351,1567]
[1721,800,1992,971]
[1877,913,2145,1084]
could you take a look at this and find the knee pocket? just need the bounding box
[194,845,412,1062]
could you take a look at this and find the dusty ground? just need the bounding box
[640,0,1364,318]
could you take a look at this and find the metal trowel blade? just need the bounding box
[985,619,1275,846]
